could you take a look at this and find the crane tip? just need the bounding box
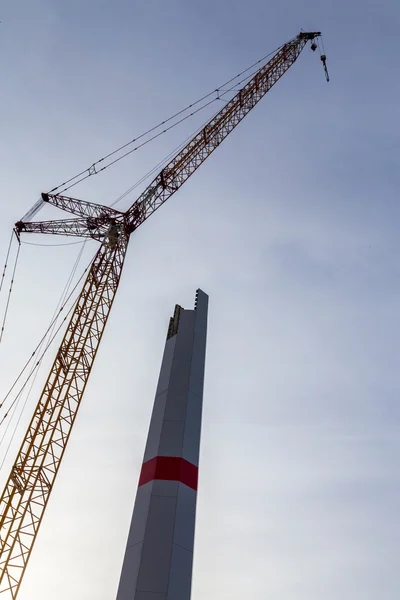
[299,31,321,41]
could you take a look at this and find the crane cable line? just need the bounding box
[20,44,285,223]
[110,114,218,207]
[110,109,221,207]
[109,59,282,208]
[51,94,227,196]
[0,246,92,423]
[0,232,14,298]
[60,59,283,199]
[0,241,88,470]
[0,246,95,436]
[21,239,86,248]
[43,41,287,199]
[0,240,20,345]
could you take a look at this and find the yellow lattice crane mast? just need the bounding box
[0,31,326,598]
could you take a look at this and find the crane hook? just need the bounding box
[320,54,330,82]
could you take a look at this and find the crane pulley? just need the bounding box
[0,30,326,599]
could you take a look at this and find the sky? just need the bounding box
[0,0,400,598]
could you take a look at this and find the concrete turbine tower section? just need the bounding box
[116,289,208,600]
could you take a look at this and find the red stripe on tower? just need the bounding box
[139,456,198,490]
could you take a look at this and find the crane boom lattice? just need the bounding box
[0,229,128,598]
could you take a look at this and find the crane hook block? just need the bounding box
[320,54,330,82]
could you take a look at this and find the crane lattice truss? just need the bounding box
[0,31,321,598]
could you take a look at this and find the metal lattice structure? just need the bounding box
[0,231,129,595]
[0,31,322,598]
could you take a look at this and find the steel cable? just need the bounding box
[0,242,87,469]
[0,241,20,345]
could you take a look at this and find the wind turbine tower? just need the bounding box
[116,289,208,600]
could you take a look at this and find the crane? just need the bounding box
[0,31,326,598]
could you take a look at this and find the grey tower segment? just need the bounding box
[116,289,208,600]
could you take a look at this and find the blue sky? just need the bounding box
[0,1,400,599]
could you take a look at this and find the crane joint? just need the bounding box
[106,221,125,249]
